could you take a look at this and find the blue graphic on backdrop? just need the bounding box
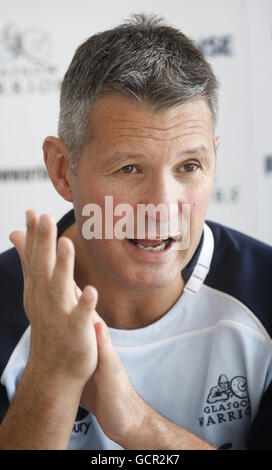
[264,155,272,174]
[195,35,234,57]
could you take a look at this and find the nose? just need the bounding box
[141,171,185,216]
[137,172,186,237]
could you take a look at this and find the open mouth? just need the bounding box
[127,236,177,251]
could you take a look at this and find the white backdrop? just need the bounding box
[0,0,271,252]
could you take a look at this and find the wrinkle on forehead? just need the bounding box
[91,95,213,128]
[111,119,207,131]
[87,96,214,157]
[111,125,207,142]
[111,121,209,141]
[96,120,211,146]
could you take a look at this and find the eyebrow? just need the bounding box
[100,145,209,171]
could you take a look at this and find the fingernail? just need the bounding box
[83,286,95,302]
[38,217,48,233]
[57,241,67,257]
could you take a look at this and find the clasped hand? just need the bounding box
[9,210,147,446]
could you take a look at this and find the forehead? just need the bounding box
[89,94,214,139]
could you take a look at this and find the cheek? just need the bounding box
[189,184,213,218]
[72,177,107,216]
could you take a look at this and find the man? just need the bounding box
[0,14,271,450]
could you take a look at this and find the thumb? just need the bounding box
[9,230,26,256]
[94,321,122,373]
[9,230,26,274]
[94,320,111,348]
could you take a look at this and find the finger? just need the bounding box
[71,285,98,326]
[49,236,76,309]
[31,213,57,282]
[25,210,39,270]
[9,230,27,275]
[74,281,82,301]
[94,321,122,376]
[94,320,111,348]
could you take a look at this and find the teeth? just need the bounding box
[147,234,181,241]
[171,234,182,240]
[136,240,168,251]
[128,237,175,251]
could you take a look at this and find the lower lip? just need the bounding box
[125,238,177,261]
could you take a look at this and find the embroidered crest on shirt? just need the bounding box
[198,374,251,427]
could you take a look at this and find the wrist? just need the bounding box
[114,395,151,449]
[1,365,85,449]
[24,360,86,396]
[22,362,85,418]
[117,402,216,450]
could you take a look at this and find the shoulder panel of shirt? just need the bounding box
[205,220,272,339]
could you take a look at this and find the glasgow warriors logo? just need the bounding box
[198,374,251,427]
[207,374,249,403]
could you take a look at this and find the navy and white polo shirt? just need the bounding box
[0,210,271,450]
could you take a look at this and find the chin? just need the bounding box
[117,266,182,291]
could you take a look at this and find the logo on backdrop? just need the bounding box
[0,23,61,94]
[212,185,241,204]
[264,155,272,175]
[0,166,49,182]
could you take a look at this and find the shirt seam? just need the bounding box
[114,318,272,351]
[202,284,272,347]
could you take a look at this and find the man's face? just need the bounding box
[70,94,218,290]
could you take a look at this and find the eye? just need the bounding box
[179,162,199,173]
[119,164,138,175]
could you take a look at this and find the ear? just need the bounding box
[43,136,73,202]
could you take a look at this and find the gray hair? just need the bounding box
[58,13,219,173]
